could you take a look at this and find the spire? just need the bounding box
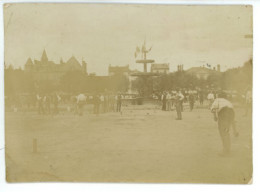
[25,57,34,71]
[41,49,48,62]
[25,57,33,66]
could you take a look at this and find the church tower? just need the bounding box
[41,49,48,63]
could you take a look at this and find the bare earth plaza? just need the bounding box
[5,103,252,183]
[4,4,252,183]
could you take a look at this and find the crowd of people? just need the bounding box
[5,87,252,157]
[72,93,123,116]
[157,89,218,120]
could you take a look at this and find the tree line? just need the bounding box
[4,59,252,96]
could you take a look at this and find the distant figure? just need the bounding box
[104,94,109,113]
[199,91,204,106]
[211,92,239,156]
[244,88,252,117]
[207,91,215,109]
[116,94,122,112]
[161,92,167,111]
[180,90,185,112]
[93,94,100,115]
[166,92,171,111]
[37,94,44,115]
[71,95,78,114]
[77,93,86,116]
[188,93,195,111]
[109,94,116,112]
[100,94,105,113]
[175,90,184,120]
[45,94,51,114]
[53,93,61,115]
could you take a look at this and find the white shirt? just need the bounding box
[177,92,184,101]
[36,94,41,100]
[211,98,233,113]
[207,93,215,100]
[166,93,171,100]
[77,94,86,103]
[100,95,104,102]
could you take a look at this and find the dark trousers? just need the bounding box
[176,103,182,119]
[78,103,84,116]
[117,102,121,112]
[189,102,194,111]
[218,107,235,154]
[162,101,166,111]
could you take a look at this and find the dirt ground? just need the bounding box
[5,103,252,184]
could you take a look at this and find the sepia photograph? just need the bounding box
[4,3,252,183]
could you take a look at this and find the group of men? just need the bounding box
[36,93,61,115]
[73,93,123,116]
[33,88,252,157]
[161,90,185,120]
[160,89,217,120]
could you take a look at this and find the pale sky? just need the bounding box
[4,4,252,75]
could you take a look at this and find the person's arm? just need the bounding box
[179,93,184,101]
[213,110,218,121]
[210,99,218,121]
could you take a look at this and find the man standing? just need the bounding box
[211,92,239,156]
[93,94,100,115]
[53,92,60,115]
[37,93,44,115]
[207,91,215,109]
[45,94,51,114]
[199,90,204,106]
[77,93,86,116]
[188,92,195,111]
[116,93,122,112]
[175,90,184,120]
[100,94,105,113]
[161,92,167,111]
[166,92,171,111]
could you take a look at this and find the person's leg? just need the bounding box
[163,101,166,111]
[218,109,231,155]
[179,110,182,119]
[176,104,181,120]
[221,121,231,154]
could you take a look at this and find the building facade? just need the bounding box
[151,63,169,74]
[108,64,130,76]
[186,65,221,80]
[24,50,87,81]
